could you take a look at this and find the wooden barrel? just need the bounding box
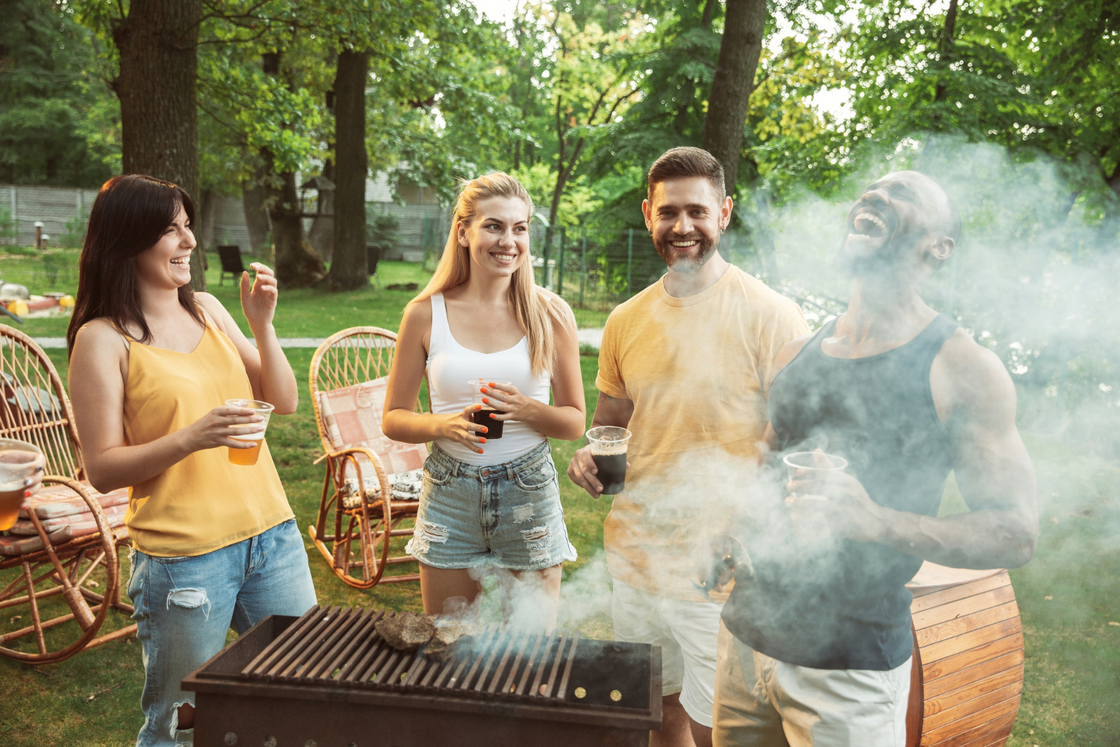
[904,563,1025,747]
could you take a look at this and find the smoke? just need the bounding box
[763,134,1119,453]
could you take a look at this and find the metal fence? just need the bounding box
[530,226,770,329]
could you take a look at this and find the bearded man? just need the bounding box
[567,147,809,747]
[711,171,1038,747]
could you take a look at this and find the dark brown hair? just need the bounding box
[647,147,726,201]
[66,175,204,356]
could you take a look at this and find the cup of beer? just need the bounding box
[782,450,847,500]
[225,399,274,466]
[586,426,632,495]
[469,379,511,439]
[0,438,44,531]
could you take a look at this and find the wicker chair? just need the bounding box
[308,327,428,589]
[0,325,136,663]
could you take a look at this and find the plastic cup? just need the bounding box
[0,438,44,531]
[469,379,511,439]
[586,426,632,495]
[783,450,847,500]
[225,399,273,466]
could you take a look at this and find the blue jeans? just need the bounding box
[127,519,317,747]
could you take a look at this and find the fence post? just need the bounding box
[556,227,565,296]
[542,226,553,289]
[626,228,634,297]
[579,226,586,308]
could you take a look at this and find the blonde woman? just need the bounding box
[383,173,585,628]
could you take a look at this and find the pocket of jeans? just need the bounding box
[513,459,557,490]
[424,457,454,487]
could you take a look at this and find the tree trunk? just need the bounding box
[267,170,324,288]
[327,49,369,290]
[701,0,767,199]
[112,0,205,290]
[196,188,216,253]
[307,160,335,262]
[242,171,272,257]
[260,51,324,287]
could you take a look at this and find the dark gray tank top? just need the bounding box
[722,313,959,670]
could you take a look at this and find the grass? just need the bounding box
[1,263,1118,745]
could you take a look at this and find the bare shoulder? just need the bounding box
[402,296,433,325]
[934,328,1017,423]
[193,291,227,319]
[70,318,127,379]
[73,317,125,351]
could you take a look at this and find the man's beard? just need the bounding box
[654,233,719,273]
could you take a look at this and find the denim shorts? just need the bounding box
[406,441,578,571]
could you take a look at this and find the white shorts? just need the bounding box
[713,621,912,747]
[611,579,724,728]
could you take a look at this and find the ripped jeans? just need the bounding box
[406,441,578,571]
[127,519,317,747]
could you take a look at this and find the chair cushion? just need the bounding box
[0,483,129,556]
[317,377,428,508]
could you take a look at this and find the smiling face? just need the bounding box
[134,202,195,290]
[458,196,531,279]
[642,176,731,273]
[839,171,955,277]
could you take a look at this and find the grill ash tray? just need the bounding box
[183,605,662,747]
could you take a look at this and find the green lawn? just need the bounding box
[0,263,1117,746]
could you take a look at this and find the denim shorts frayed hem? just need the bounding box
[406,441,578,571]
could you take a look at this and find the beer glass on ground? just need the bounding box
[224,399,273,466]
[0,438,45,530]
[469,379,511,439]
[586,426,632,495]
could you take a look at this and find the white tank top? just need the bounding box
[427,293,550,465]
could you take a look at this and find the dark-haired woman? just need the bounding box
[67,174,316,747]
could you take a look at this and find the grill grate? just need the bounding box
[239,605,581,704]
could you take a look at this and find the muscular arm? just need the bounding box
[812,335,1039,569]
[877,338,1038,568]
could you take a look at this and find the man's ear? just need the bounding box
[641,198,652,231]
[929,236,955,264]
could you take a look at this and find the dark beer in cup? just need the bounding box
[587,426,632,496]
[470,408,505,439]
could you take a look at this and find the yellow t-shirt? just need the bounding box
[597,265,809,600]
[122,322,294,557]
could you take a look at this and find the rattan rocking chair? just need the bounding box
[0,325,136,663]
[308,327,428,589]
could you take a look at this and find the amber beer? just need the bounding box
[225,399,274,466]
[228,434,264,466]
[0,439,44,531]
[0,481,25,531]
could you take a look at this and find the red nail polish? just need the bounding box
[482,397,489,404]
[482,427,488,433]
[480,438,487,443]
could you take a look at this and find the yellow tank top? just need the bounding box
[121,319,293,557]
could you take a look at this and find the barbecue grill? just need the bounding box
[182,605,662,747]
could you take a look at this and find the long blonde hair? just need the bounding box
[415,172,560,376]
